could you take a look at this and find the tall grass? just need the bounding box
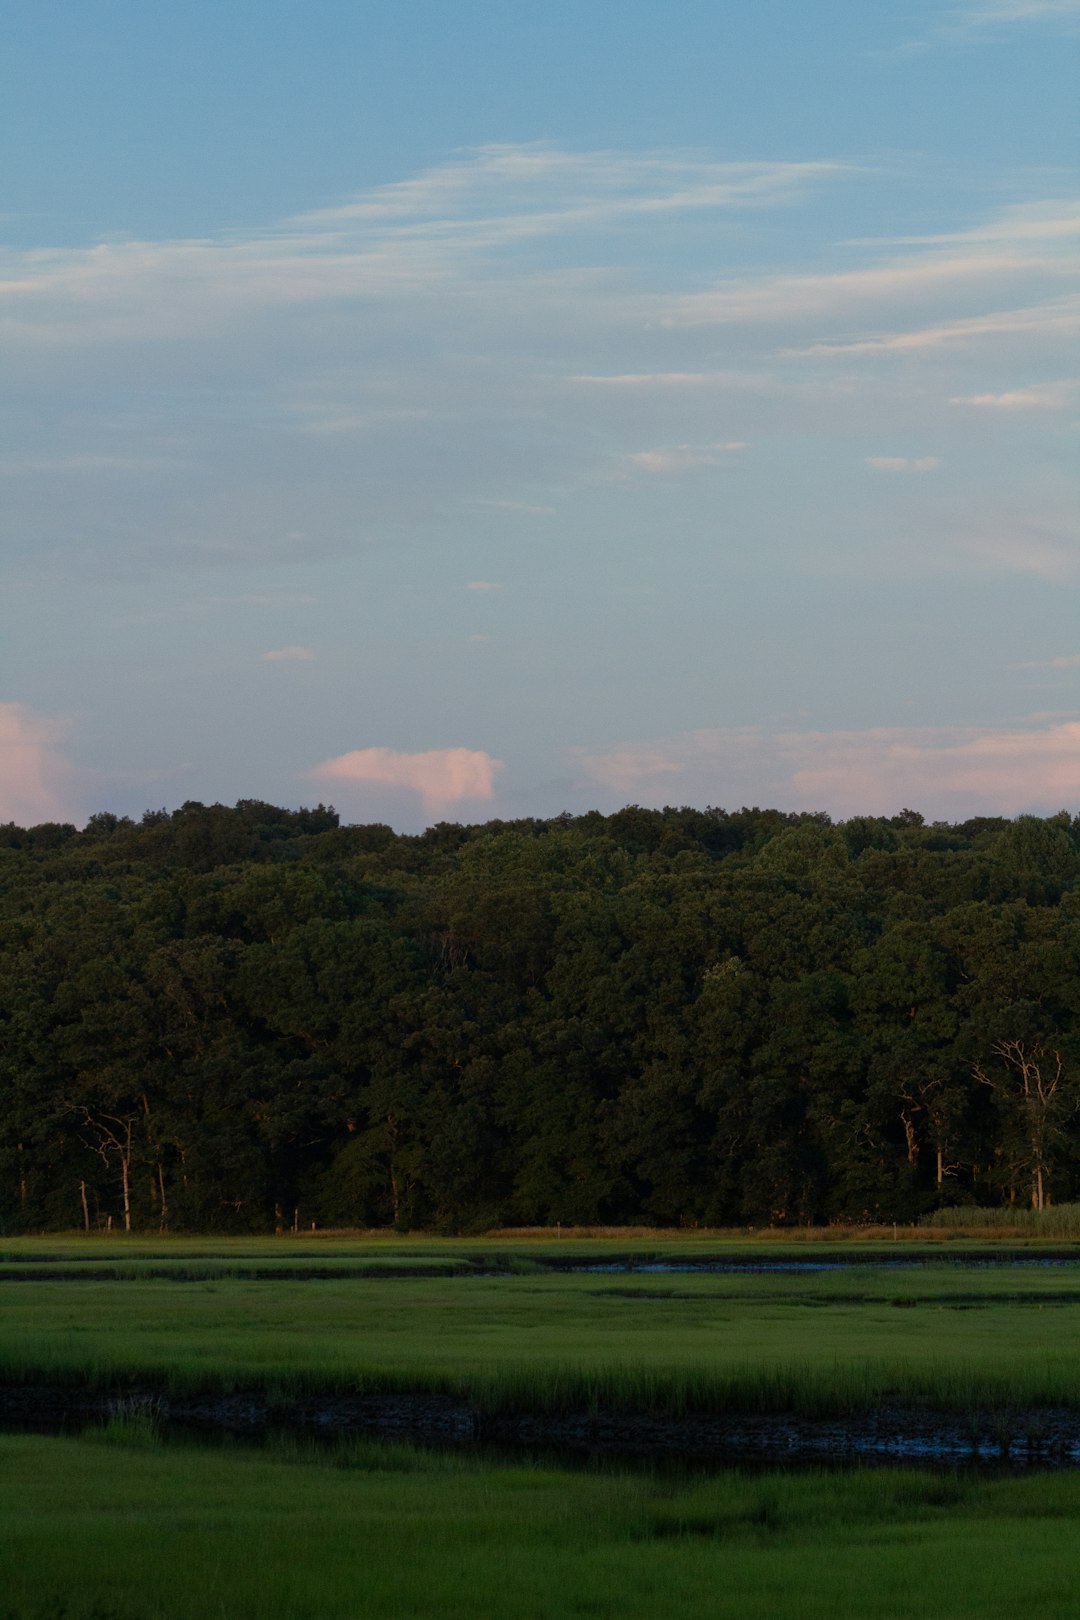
[2,1346,1078,1418]
[923,1203,1080,1239]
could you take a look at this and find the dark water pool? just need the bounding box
[570,1258,1080,1274]
[7,1386,1080,1472]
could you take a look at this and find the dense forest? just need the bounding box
[3,798,1080,1232]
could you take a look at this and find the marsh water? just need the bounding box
[566,1254,1080,1273]
[8,1246,1080,1471]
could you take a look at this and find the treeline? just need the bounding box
[3,797,1080,1232]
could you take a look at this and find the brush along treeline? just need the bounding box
[4,799,1080,1232]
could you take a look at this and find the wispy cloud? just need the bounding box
[894,0,1080,51]
[571,371,734,389]
[261,645,316,662]
[295,145,845,232]
[865,455,942,471]
[0,146,843,349]
[666,249,1077,330]
[949,381,1076,408]
[0,453,180,475]
[953,0,1080,27]
[1016,653,1080,669]
[788,296,1080,357]
[470,499,555,515]
[846,200,1080,250]
[466,580,503,592]
[626,441,748,474]
[1,146,1074,604]
[953,527,1079,581]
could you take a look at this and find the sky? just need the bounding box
[2,0,1078,831]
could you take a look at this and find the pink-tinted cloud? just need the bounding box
[312,746,503,813]
[949,382,1075,409]
[626,442,748,474]
[0,702,80,825]
[261,645,315,661]
[576,719,1080,819]
[1018,653,1080,669]
[788,721,1080,814]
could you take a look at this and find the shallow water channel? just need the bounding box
[7,1380,1080,1474]
[563,1252,1080,1274]
[9,1248,1080,1472]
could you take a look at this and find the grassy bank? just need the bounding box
[4,1430,1080,1619]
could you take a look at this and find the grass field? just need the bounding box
[3,1237,1080,1415]
[6,1427,1080,1620]
[7,1238,1080,1616]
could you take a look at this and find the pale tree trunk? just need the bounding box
[900,1109,918,1166]
[975,1042,1069,1216]
[71,1109,138,1234]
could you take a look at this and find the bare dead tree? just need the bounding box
[974,1040,1073,1211]
[68,1106,139,1233]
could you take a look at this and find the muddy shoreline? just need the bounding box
[6,1382,1080,1468]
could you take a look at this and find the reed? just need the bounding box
[923,1203,1080,1239]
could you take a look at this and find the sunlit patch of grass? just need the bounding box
[925,1203,1080,1239]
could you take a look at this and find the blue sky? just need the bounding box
[2,0,1078,829]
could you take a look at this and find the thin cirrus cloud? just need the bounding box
[261,645,316,662]
[0,146,843,350]
[786,299,1080,362]
[789,296,1080,358]
[575,718,1080,819]
[949,381,1076,408]
[626,442,748,474]
[865,456,942,471]
[954,0,1080,24]
[1,139,1076,828]
[954,527,1079,582]
[2,151,1074,595]
[664,241,1078,329]
[312,747,504,814]
[895,0,1080,51]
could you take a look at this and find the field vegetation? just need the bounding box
[6,1241,1080,1616]
[4,1239,1080,1418]
[5,1428,1080,1619]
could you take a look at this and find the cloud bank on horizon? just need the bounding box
[1,1,1077,831]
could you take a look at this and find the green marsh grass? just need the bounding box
[5,1250,1080,1417]
[5,1431,1080,1618]
[924,1202,1080,1238]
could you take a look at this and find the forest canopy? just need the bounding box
[4,797,1080,1233]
